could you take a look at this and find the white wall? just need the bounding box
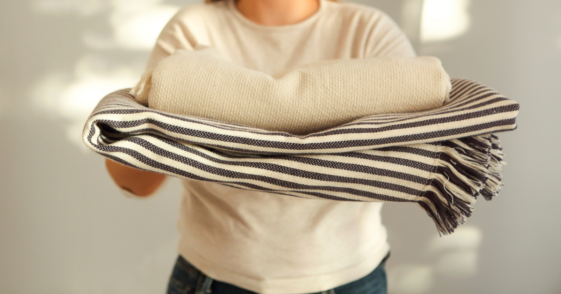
[0,0,559,293]
[381,1,561,294]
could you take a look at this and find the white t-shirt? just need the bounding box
[145,0,416,293]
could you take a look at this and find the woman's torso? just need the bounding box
[146,1,415,293]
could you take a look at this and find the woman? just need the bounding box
[105,0,416,293]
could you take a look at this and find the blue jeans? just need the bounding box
[166,251,390,294]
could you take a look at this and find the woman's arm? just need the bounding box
[105,159,167,197]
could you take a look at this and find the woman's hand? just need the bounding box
[105,158,167,197]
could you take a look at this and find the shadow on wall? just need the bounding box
[32,55,139,149]
[31,0,180,50]
[387,226,483,294]
[30,0,181,150]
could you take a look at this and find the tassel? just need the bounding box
[481,134,506,200]
[129,68,154,106]
[419,134,505,236]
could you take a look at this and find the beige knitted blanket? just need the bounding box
[131,45,452,135]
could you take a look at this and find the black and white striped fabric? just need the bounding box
[83,79,519,235]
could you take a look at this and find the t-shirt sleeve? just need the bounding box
[145,9,198,70]
[363,11,416,58]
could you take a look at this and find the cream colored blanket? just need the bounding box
[131,45,452,135]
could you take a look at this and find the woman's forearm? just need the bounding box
[104,158,167,197]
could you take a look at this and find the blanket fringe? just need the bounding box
[419,134,505,235]
[129,68,154,106]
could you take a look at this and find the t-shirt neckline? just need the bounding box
[227,0,325,31]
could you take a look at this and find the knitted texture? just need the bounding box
[84,79,519,235]
[131,45,452,135]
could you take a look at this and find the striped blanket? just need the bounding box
[82,79,519,235]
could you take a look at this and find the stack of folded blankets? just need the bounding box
[82,46,519,235]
